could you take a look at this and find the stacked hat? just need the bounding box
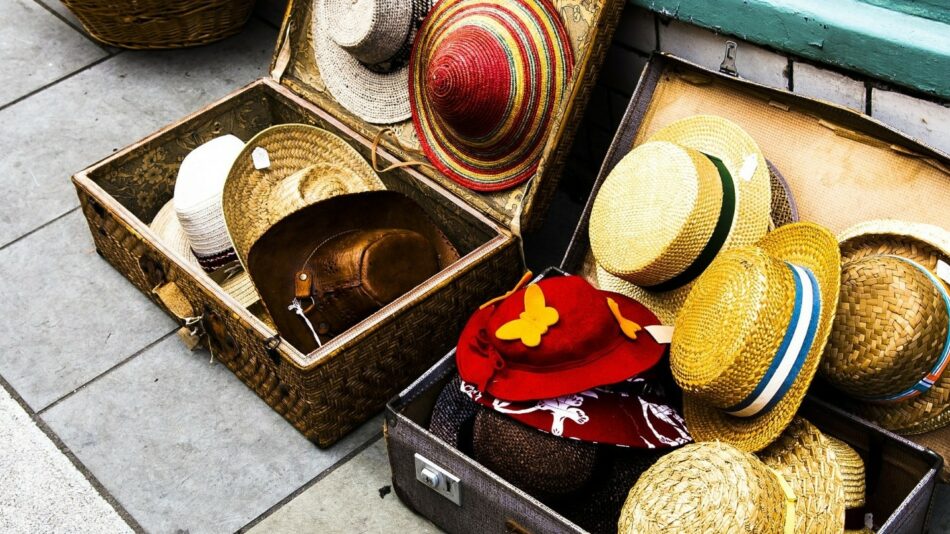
[410,0,574,191]
[313,0,432,124]
[821,220,950,435]
[670,222,841,452]
[620,418,860,533]
[223,124,460,353]
[173,135,245,272]
[589,116,774,324]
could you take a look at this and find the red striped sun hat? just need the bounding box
[409,0,574,192]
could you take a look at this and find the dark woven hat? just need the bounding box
[428,375,482,454]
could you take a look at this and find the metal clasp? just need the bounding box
[720,41,738,77]
[414,454,461,506]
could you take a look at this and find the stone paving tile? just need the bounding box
[42,335,382,534]
[249,438,441,534]
[0,384,132,534]
[0,210,176,411]
[0,0,107,107]
[0,19,275,247]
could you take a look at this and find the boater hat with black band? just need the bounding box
[821,220,950,435]
[409,0,574,191]
[313,0,432,124]
[670,222,841,452]
[589,116,772,324]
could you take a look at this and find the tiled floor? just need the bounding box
[0,3,947,534]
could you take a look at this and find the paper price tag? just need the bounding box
[937,259,950,285]
[252,147,271,170]
[645,325,674,344]
[739,154,758,182]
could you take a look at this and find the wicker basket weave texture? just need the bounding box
[62,0,256,49]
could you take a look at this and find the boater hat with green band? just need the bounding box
[589,115,772,324]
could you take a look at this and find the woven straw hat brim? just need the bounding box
[681,222,841,452]
[409,0,574,191]
[595,161,798,326]
[825,435,866,509]
[832,220,950,434]
[222,124,384,270]
[313,0,428,124]
[619,442,786,533]
[150,201,259,309]
[757,418,846,533]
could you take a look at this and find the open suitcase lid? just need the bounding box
[564,51,950,273]
[268,0,623,232]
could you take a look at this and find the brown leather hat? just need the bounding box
[248,190,459,353]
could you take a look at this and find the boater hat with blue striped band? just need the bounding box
[670,222,841,452]
[822,220,950,435]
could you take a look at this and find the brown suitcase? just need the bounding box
[562,52,950,482]
[70,0,624,447]
[385,268,943,534]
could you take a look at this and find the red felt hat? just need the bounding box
[456,275,668,401]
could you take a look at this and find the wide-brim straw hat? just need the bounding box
[409,0,574,191]
[757,418,846,533]
[173,134,245,272]
[590,116,773,325]
[618,442,790,532]
[821,220,950,435]
[671,222,841,452]
[221,124,385,268]
[150,201,259,309]
[825,435,866,510]
[313,0,432,124]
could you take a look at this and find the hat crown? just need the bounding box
[672,248,798,409]
[590,141,726,286]
[425,26,513,140]
[619,442,785,532]
[323,0,414,65]
[823,255,950,397]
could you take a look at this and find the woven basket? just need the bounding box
[61,0,256,49]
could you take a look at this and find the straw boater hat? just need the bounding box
[173,135,245,272]
[590,116,773,325]
[670,222,841,451]
[313,0,432,124]
[409,0,574,191]
[150,201,259,309]
[821,220,950,435]
[618,442,794,533]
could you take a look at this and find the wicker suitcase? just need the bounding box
[385,51,950,533]
[385,268,944,534]
[561,52,950,482]
[70,0,624,447]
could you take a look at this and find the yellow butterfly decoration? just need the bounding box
[495,284,559,347]
[607,297,641,340]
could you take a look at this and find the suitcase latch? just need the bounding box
[414,454,461,506]
[720,41,739,77]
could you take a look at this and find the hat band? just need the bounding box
[194,247,238,272]
[643,154,737,293]
[725,263,821,418]
[856,255,950,404]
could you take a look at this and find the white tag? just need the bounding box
[645,325,674,344]
[252,147,271,170]
[864,513,873,529]
[738,154,758,182]
[937,260,950,285]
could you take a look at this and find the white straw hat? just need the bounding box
[313,0,432,124]
[173,135,244,272]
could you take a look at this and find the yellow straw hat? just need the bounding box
[589,115,772,324]
[671,222,841,451]
[618,442,793,533]
[221,124,385,269]
[821,220,950,435]
[825,435,866,509]
[149,200,259,309]
[757,418,846,533]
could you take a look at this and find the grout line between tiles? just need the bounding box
[0,52,119,114]
[38,329,178,416]
[0,373,146,533]
[31,0,114,53]
[0,207,80,253]
[235,431,385,533]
